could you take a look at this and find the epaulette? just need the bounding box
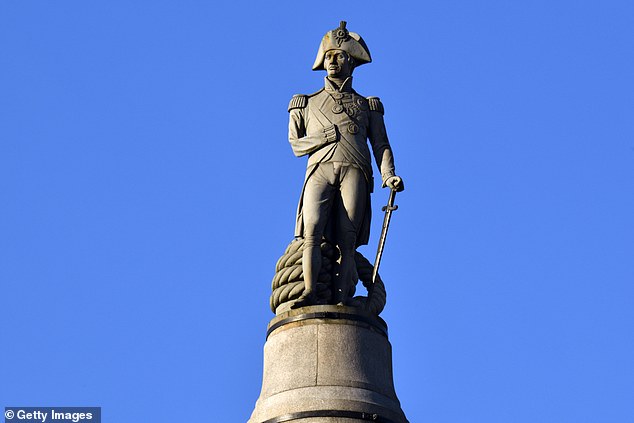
[288,94,307,112]
[367,96,384,115]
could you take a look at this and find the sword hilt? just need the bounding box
[381,188,398,211]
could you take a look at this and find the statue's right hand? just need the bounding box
[323,124,339,143]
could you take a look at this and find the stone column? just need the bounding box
[247,305,409,423]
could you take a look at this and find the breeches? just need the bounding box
[302,162,368,250]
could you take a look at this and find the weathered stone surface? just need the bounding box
[247,305,408,423]
[317,323,396,397]
[259,324,318,398]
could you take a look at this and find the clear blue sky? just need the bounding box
[1,1,633,422]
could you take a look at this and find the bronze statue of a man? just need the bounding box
[289,21,404,308]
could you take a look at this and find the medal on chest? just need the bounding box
[329,93,367,125]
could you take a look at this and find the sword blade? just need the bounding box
[371,189,398,286]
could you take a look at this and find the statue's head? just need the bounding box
[312,21,372,73]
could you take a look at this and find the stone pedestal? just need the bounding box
[248,305,408,423]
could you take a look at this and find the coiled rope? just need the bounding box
[270,239,386,315]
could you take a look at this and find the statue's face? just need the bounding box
[324,49,353,78]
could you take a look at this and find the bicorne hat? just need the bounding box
[312,21,372,71]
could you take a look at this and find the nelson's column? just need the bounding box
[248,22,409,423]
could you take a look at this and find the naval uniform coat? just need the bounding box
[288,77,396,247]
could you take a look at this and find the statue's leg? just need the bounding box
[334,166,367,305]
[293,165,336,308]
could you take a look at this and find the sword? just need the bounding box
[371,188,399,289]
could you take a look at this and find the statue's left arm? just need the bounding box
[367,97,404,191]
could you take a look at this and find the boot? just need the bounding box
[291,291,318,309]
